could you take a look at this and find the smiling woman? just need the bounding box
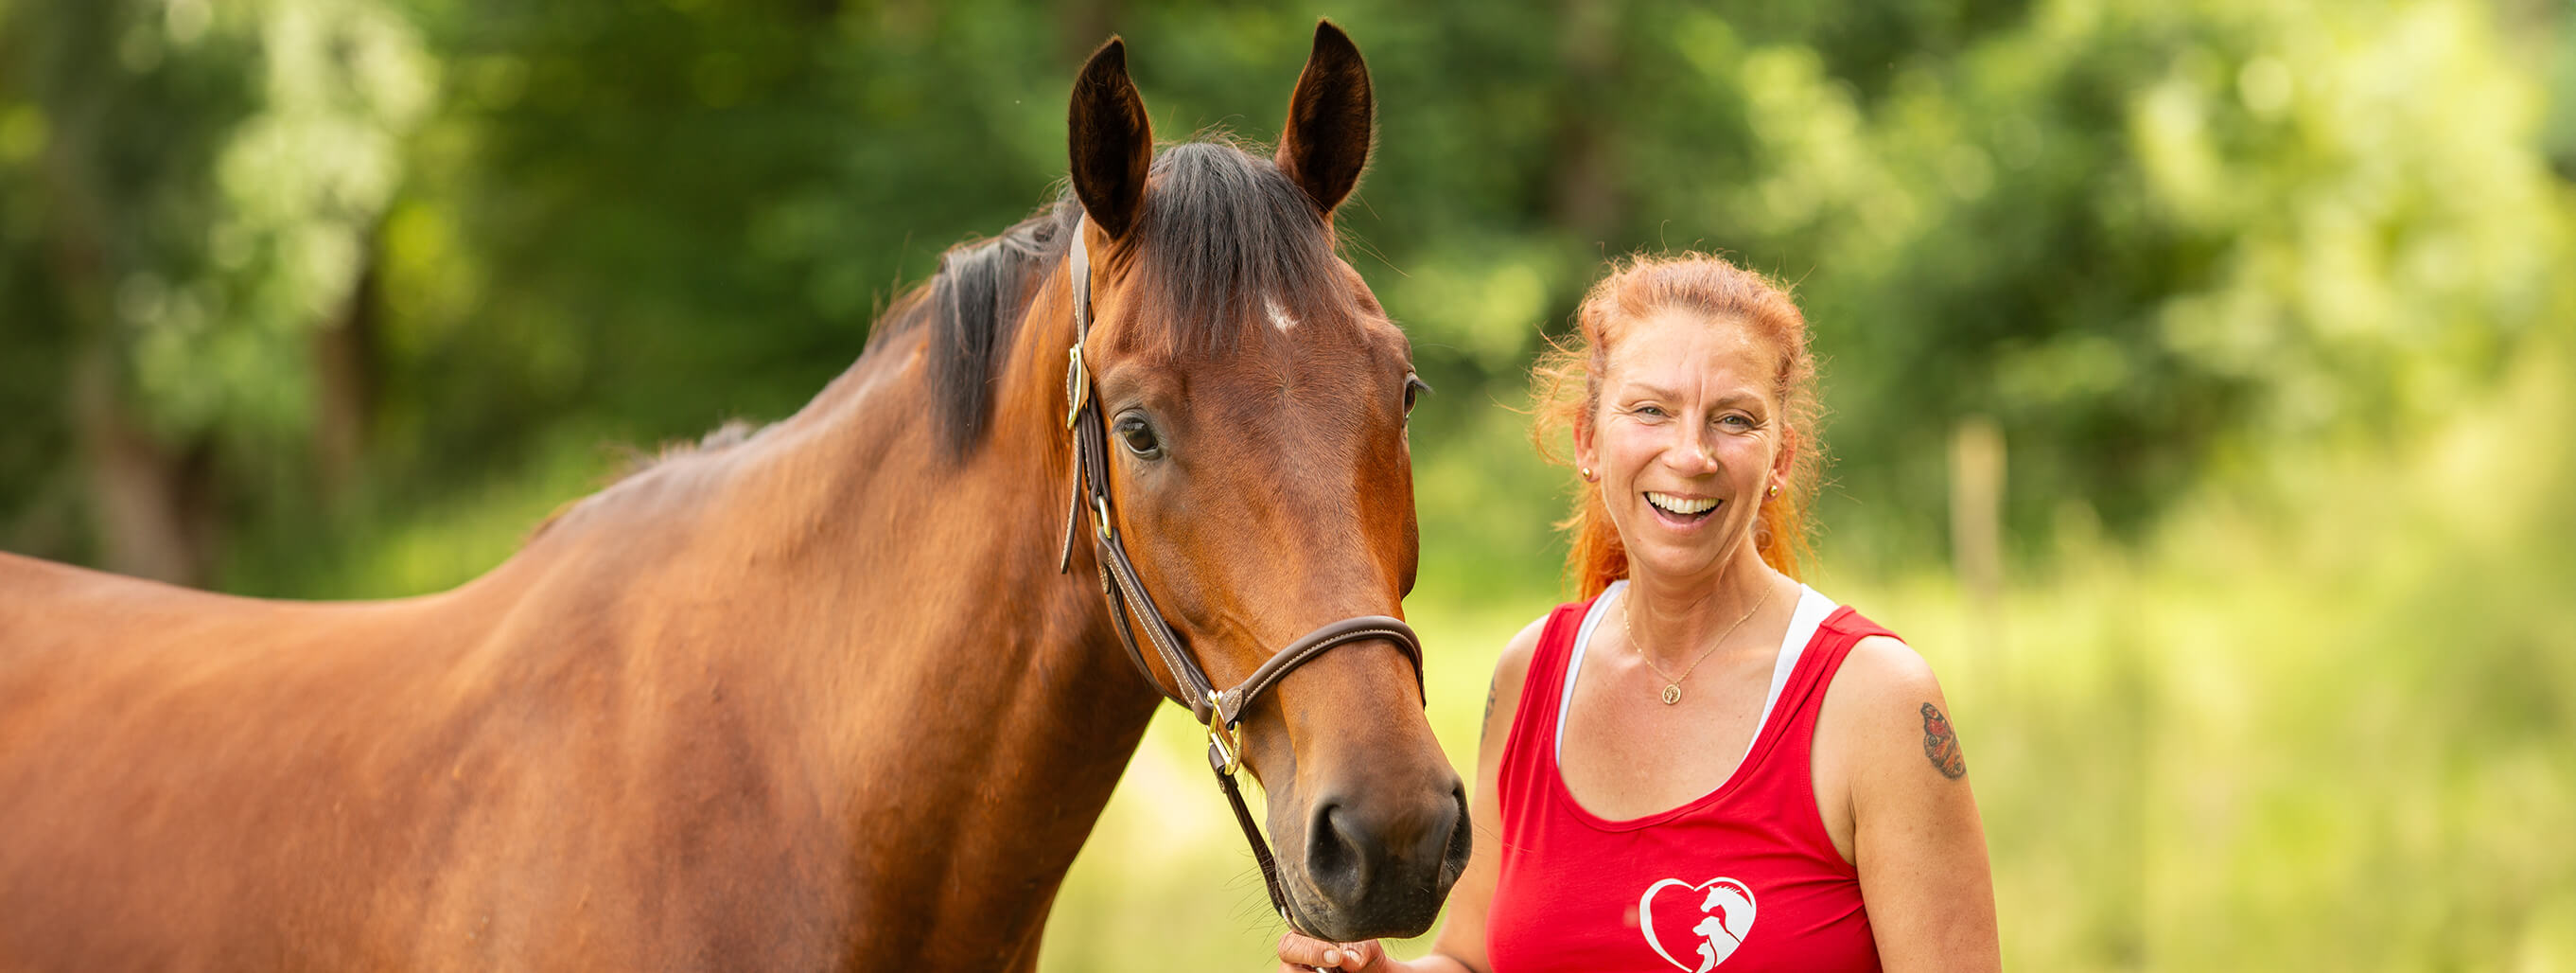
[1278,254,2002,972]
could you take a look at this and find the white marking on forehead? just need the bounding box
[1267,297,1299,333]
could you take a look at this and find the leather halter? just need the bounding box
[1051,219,1427,933]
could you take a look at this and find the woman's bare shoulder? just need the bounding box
[1494,612,1551,683]
[1832,634,1943,703]
[1819,632,1968,784]
[1476,611,1555,747]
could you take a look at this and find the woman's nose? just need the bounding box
[1667,425,1721,473]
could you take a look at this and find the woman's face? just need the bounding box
[1576,310,1791,585]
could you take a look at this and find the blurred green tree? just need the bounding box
[1,0,2567,594]
[0,0,429,583]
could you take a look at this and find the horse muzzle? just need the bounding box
[1283,770,1472,941]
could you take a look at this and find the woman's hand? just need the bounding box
[1274,932,1390,972]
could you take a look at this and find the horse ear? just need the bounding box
[1275,20,1374,216]
[1068,37,1154,239]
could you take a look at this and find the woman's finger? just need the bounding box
[1330,939,1386,970]
[1275,932,1382,972]
[1275,931,1338,970]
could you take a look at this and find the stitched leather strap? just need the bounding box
[1095,533,1218,720]
[1214,615,1423,728]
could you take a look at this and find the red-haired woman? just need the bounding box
[1279,254,2000,972]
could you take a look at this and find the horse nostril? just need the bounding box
[1441,781,1473,877]
[1305,799,1376,898]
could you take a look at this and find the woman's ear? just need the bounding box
[1572,413,1599,480]
[1770,426,1798,491]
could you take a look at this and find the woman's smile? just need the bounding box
[1641,490,1721,529]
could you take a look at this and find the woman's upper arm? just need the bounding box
[1820,635,2002,973]
[1420,613,1546,973]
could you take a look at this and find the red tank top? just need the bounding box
[1486,586,1892,972]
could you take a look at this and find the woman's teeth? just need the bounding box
[1645,491,1718,516]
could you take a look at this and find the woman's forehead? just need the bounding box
[1604,310,1780,387]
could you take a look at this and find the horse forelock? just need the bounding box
[1112,141,1359,360]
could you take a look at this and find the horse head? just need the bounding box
[1057,22,1470,942]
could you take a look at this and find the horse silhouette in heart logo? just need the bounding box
[1639,876,1758,972]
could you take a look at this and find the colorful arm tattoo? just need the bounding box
[1920,702,1967,780]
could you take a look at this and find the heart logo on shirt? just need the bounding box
[1639,876,1758,972]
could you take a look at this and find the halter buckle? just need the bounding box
[1063,344,1090,430]
[1208,716,1246,776]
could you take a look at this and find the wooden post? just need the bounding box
[1950,416,2006,658]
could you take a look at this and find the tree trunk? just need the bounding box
[311,232,379,501]
[1548,0,1621,241]
[71,347,216,587]
[1056,0,1120,68]
[44,81,218,588]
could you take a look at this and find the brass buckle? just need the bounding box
[1207,689,1245,774]
[1209,716,1246,776]
[1093,495,1113,541]
[1063,344,1089,429]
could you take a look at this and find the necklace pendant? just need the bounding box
[1660,683,1682,705]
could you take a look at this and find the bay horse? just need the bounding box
[0,24,1468,970]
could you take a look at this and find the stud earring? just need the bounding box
[1581,467,1595,482]
[1767,484,1780,498]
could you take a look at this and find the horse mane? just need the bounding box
[864,195,1083,455]
[867,136,1354,457]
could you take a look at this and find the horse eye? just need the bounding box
[1403,374,1432,416]
[1114,416,1163,458]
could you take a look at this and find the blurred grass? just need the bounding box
[1037,338,2576,971]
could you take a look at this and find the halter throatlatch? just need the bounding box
[1053,219,1427,934]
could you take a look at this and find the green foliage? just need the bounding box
[3,0,426,440]
[0,0,431,575]
[1498,0,2571,553]
[11,0,2563,577]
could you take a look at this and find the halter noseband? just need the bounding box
[1052,218,1427,933]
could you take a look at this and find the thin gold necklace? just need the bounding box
[1621,581,1777,705]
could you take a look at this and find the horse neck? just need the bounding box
[482,242,1164,746]
[622,259,1162,957]
[637,257,1154,715]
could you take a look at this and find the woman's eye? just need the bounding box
[1403,374,1431,416]
[1115,417,1163,458]
[1720,414,1753,429]
[1635,404,1667,418]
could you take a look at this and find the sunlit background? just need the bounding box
[4,0,2571,968]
